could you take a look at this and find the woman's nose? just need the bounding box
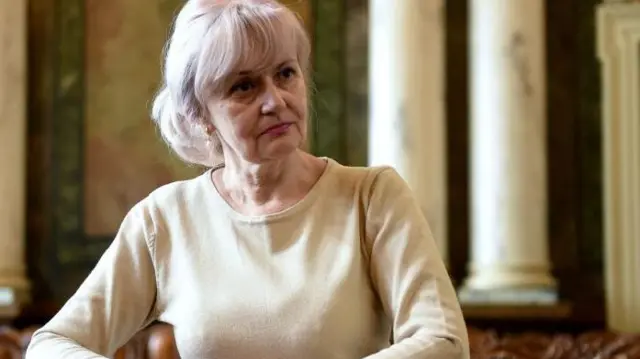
[261,80,286,114]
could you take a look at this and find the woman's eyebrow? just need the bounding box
[276,59,295,68]
[233,59,295,77]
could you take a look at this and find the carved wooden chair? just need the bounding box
[2,323,640,359]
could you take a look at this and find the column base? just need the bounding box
[459,267,558,305]
[458,286,558,305]
[463,264,557,287]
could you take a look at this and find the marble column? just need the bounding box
[597,1,640,332]
[368,0,448,261]
[459,0,557,303]
[0,0,30,316]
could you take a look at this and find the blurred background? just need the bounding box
[1,0,639,343]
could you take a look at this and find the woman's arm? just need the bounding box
[25,201,158,359]
[364,168,469,359]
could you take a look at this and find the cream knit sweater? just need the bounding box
[25,158,469,359]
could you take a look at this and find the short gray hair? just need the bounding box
[151,0,311,167]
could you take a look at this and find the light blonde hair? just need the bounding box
[151,0,311,167]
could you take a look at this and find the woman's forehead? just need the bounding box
[224,29,299,75]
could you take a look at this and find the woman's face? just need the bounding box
[207,48,307,164]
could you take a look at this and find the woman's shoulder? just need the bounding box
[325,158,405,199]
[149,171,210,201]
[328,159,400,187]
[132,170,213,223]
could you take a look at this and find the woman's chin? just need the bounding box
[261,134,302,159]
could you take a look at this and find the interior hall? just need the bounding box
[0,0,639,358]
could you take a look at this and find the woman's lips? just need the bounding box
[262,123,292,136]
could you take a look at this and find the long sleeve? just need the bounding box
[363,168,470,359]
[25,201,159,359]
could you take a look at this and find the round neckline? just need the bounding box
[200,157,335,223]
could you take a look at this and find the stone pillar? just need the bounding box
[0,0,30,317]
[459,0,557,303]
[368,0,448,261]
[597,1,640,332]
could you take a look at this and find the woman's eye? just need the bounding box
[230,79,254,93]
[279,67,296,79]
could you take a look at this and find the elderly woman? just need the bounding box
[25,0,469,358]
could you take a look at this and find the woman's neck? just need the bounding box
[215,150,326,214]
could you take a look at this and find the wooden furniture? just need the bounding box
[1,322,639,359]
[0,323,179,359]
